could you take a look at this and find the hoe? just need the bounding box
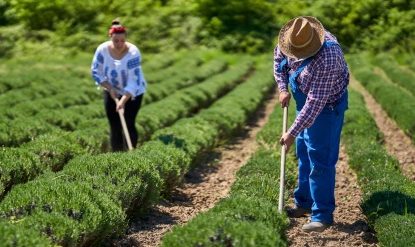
[278,106,288,213]
[115,98,133,151]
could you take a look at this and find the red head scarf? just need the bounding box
[108,26,126,36]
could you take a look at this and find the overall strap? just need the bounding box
[323,40,338,48]
[278,40,340,83]
[289,57,313,84]
[277,58,288,73]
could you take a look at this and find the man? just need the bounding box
[274,16,349,232]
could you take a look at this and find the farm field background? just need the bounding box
[1,0,415,246]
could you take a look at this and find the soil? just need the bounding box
[286,146,378,247]
[350,74,415,180]
[112,89,279,247]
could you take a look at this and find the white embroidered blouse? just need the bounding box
[91,41,146,97]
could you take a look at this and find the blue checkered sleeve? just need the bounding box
[274,46,289,92]
[288,44,345,137]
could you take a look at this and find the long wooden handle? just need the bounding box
[115,98,133,151]
[278,106,288,213]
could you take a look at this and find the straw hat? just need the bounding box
[278,16,325,60]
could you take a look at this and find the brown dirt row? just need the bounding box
[350,75,415,180]
[112,90,279,247]
[286,146,377,247]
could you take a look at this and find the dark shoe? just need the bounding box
[302,221,331,232]
[286,206,311,218]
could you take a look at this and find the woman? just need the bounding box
[91,19,146,151]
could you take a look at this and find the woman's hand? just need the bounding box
[109,88,118,101]
[101,82,118,100]
[116,94,131,113]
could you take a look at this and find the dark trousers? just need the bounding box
[104,91,143,152]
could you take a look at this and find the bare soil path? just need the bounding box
[112,89,278,247]
[351,75,415,180]
[286,146,377,247]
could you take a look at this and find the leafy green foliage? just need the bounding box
[0,58,276,245]
[342,90,415,246]
[2,0,415,54]
[348,54,415,141]
[0,148,43,197]
[195,0,277,52]
[162,73,298,246]
[310,0,415,53]
[0,51,248,199]
[372,53,415,96]
[5,0,106,31]
[140,58,250,141]
[0,219,52,246]
[163,195,287,247]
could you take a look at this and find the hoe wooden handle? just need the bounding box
[278,106,288,213]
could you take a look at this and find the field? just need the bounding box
[1,0,415,246]
[0,47,414,247]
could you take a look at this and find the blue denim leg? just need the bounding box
[305,109,345,224]
[309,163,336,224]
[293,130,313,209]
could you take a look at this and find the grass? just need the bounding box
[342,89,415,246]
[348,53,415,143]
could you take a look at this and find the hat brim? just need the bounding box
[278,16,325,60]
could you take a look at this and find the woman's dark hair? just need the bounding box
[109,18,126,36]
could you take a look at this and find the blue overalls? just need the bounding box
[279,41,348,224]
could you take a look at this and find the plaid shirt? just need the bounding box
[273,31,349,137]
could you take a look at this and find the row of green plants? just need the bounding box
[0,58,251,199]
[0,50,198,120]
[0,219,52,246]
[16,54,219,130]
[0,56,96,109]
[0,59,276,246]
[342,90,415,246]
[372,53,415,96]
[144,58,227,104]
[0,48,200,115]
[142,50,184,73]
[2,88,98,120]
[162,92,297,246]
[348,54,415,143]
[393,53,415,73]
[0,126,109,199]
[0,51,229,146]
[0,55,233,196]
[134,59,250,142]
[144,51,203,85]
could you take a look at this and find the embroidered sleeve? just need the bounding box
[124,52,145,97]
[91,46,106,85]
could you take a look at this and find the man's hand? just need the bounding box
[280,132,295,152]
[279,91,291,108]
